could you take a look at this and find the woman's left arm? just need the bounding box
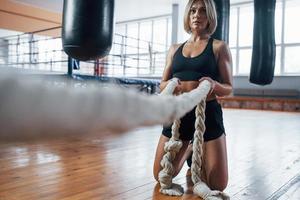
[213,41,233,97]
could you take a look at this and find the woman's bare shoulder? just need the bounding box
[169,43,183,54]
[212,39,228,50]
[212,39,230,59]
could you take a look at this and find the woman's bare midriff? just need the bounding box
[180,81,216,101]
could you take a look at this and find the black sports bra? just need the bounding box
[171,38,220,81]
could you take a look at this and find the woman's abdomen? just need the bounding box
[180,81,216,101]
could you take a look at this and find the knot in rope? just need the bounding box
[163,139,182,153]
[193,181,230,200]
[159,183,184,196]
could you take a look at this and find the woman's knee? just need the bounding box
[212,182,228,191]
[209,175,228,191]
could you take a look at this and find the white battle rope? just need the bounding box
[0,73,206,140]
[158,79,230,200]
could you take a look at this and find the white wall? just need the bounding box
[234,76,300,92]
[12,0,173,23]
[115,0,172,22]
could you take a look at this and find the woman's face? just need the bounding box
[189,0,208,33]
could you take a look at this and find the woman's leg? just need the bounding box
[153,134,190,181]
[203,134,228,191]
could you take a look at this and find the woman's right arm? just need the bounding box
[159,44,180,91]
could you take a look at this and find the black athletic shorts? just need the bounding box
[162,99,225,142]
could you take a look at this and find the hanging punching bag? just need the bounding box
[250,0,276,85]
[62,0,115,61]
[211,0,230,43]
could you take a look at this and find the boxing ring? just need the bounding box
[0,26,167,78]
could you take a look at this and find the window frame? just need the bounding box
[230,0,300,76]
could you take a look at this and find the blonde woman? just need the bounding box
[153,0,232,191]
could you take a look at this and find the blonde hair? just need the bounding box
[183,0,217,35]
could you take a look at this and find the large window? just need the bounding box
[109,15,172,77]
[285,0,300,44]
[2,33,66,73]
[230,0,300,76]
[229,3,254,76]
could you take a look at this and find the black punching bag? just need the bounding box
[250,0,276,85]
[62,0,115,61]
[211,0,230,43]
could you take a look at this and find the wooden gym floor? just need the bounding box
[0,109,299,200]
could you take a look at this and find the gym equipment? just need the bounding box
[158,79,229,199]
[62,0,115,61]
[250,0,276,85]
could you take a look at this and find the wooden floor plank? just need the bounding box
[0,109,299,200]
[267,173,300,200]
